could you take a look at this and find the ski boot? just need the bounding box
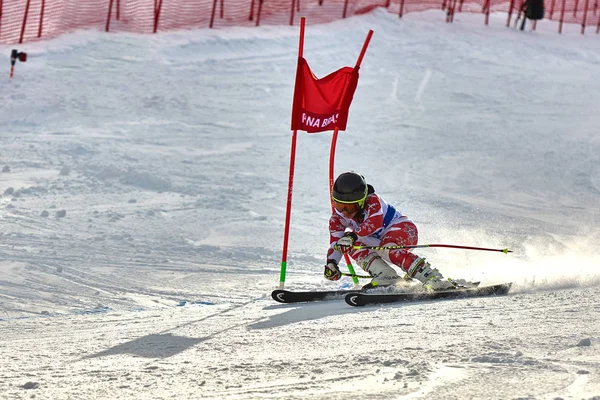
[408,257,457,291]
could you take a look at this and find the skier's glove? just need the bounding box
[324,260,342,281]
[334,232,357,254]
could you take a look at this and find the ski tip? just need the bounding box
[271,290,287,303]
[345,293,365,307]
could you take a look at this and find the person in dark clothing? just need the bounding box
[519,0,545,30]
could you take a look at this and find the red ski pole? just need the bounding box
[353,244,513,254]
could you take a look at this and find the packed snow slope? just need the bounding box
[1,9,599,400]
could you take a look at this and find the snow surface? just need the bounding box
[1,8,600,400]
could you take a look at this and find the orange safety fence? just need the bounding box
[0,0,598,44]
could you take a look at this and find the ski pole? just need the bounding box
[340,272,415,280]
[341,272,372,279]
[352,244,513,254]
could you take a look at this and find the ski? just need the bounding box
[344,282,512,307]
[271,289,362,304]
[272,281,482,304]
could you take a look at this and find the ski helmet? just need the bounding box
[332,172,368,207]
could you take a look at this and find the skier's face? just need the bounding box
[333,201,360,218]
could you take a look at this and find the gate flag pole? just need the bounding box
[328,29,373,285]
[280,18,372,289]
[279,18,306,289]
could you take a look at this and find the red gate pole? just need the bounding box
[153,0,163,33]
[328,29,373,286]
[581,0,590,33]
[290,0,295,25]
[355,30,373,67]
[256,0,263,26]
[106,0,114,32]
[209,0,218,27]
[280,18,307,289]
[343,0,349,18]
[19,0,31,43]
[559,0,566,32]
[507,0,515,26]
[399,0,405,17]
[516,0,525,23]
[451,0,459,22]
[249,0,255,20]
[37,0,45,38]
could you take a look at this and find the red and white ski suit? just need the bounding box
[327,193,420,273]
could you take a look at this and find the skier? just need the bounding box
[324,171,457,291]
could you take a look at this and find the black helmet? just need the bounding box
[332,172,368,207]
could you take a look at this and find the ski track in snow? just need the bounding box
[1,289,599,399]
[1,8,599,400]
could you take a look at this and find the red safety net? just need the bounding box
[0,0,598,44]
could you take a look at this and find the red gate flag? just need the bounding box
[290,57,359,134]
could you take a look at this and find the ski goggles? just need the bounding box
[333,200,362,214]
[332,193,367,210]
